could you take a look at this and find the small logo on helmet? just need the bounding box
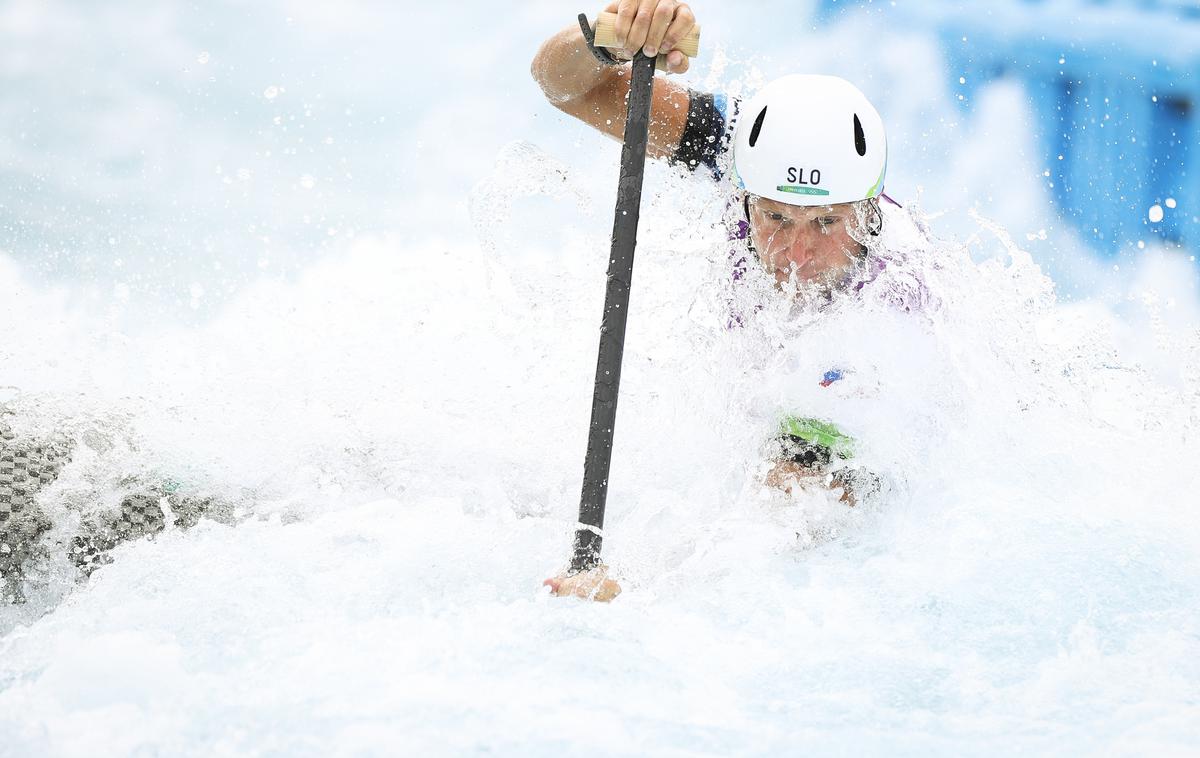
[778,185,830,196]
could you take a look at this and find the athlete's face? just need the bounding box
[747,196,864,288]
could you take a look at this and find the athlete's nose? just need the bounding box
[779,226,820,263]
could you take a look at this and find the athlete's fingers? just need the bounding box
[591,578,622,602]
[643,0,677,57]
[559,575,620,602]
[660,5,695,54]
[546,574,585,599]
[614,0,638,48]
[666,49,689,74]
[625,0,658,54]
[543,567,622,602]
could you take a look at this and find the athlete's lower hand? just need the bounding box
[767,460,855,505]
[544,564,622,602]
[603,0,696,74]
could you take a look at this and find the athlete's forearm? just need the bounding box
[530,22,619,106]
[530,6,695,158]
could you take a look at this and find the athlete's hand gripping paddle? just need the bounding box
[568,13,701,574]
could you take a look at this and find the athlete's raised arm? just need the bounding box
[530,2,698,160]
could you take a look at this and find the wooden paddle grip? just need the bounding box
[591,11,701,58]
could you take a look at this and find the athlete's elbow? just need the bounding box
[530,44,553,100]
[531,41,587,108]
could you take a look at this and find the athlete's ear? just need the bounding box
[866,198,882,236]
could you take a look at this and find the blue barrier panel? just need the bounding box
[816,0,1198,257]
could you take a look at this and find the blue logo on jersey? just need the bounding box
[820,369,843,387]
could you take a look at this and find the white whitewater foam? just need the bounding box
[2,145,1198,755]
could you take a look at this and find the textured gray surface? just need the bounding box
[0,415,71,592]
[1,410,232,601]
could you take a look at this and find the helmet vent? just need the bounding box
[748,106,768,148]
[853,114,867,156]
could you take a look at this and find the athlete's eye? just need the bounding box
[816,216,840,226]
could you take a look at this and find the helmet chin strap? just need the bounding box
[742,194,757,255]
[863,197,883,237]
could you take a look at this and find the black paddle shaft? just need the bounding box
[571,51,658,573]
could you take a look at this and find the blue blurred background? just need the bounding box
[819,0,1198,254]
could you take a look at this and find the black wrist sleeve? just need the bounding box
[669,90,727,179]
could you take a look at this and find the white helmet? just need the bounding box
[732,74,888,207]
